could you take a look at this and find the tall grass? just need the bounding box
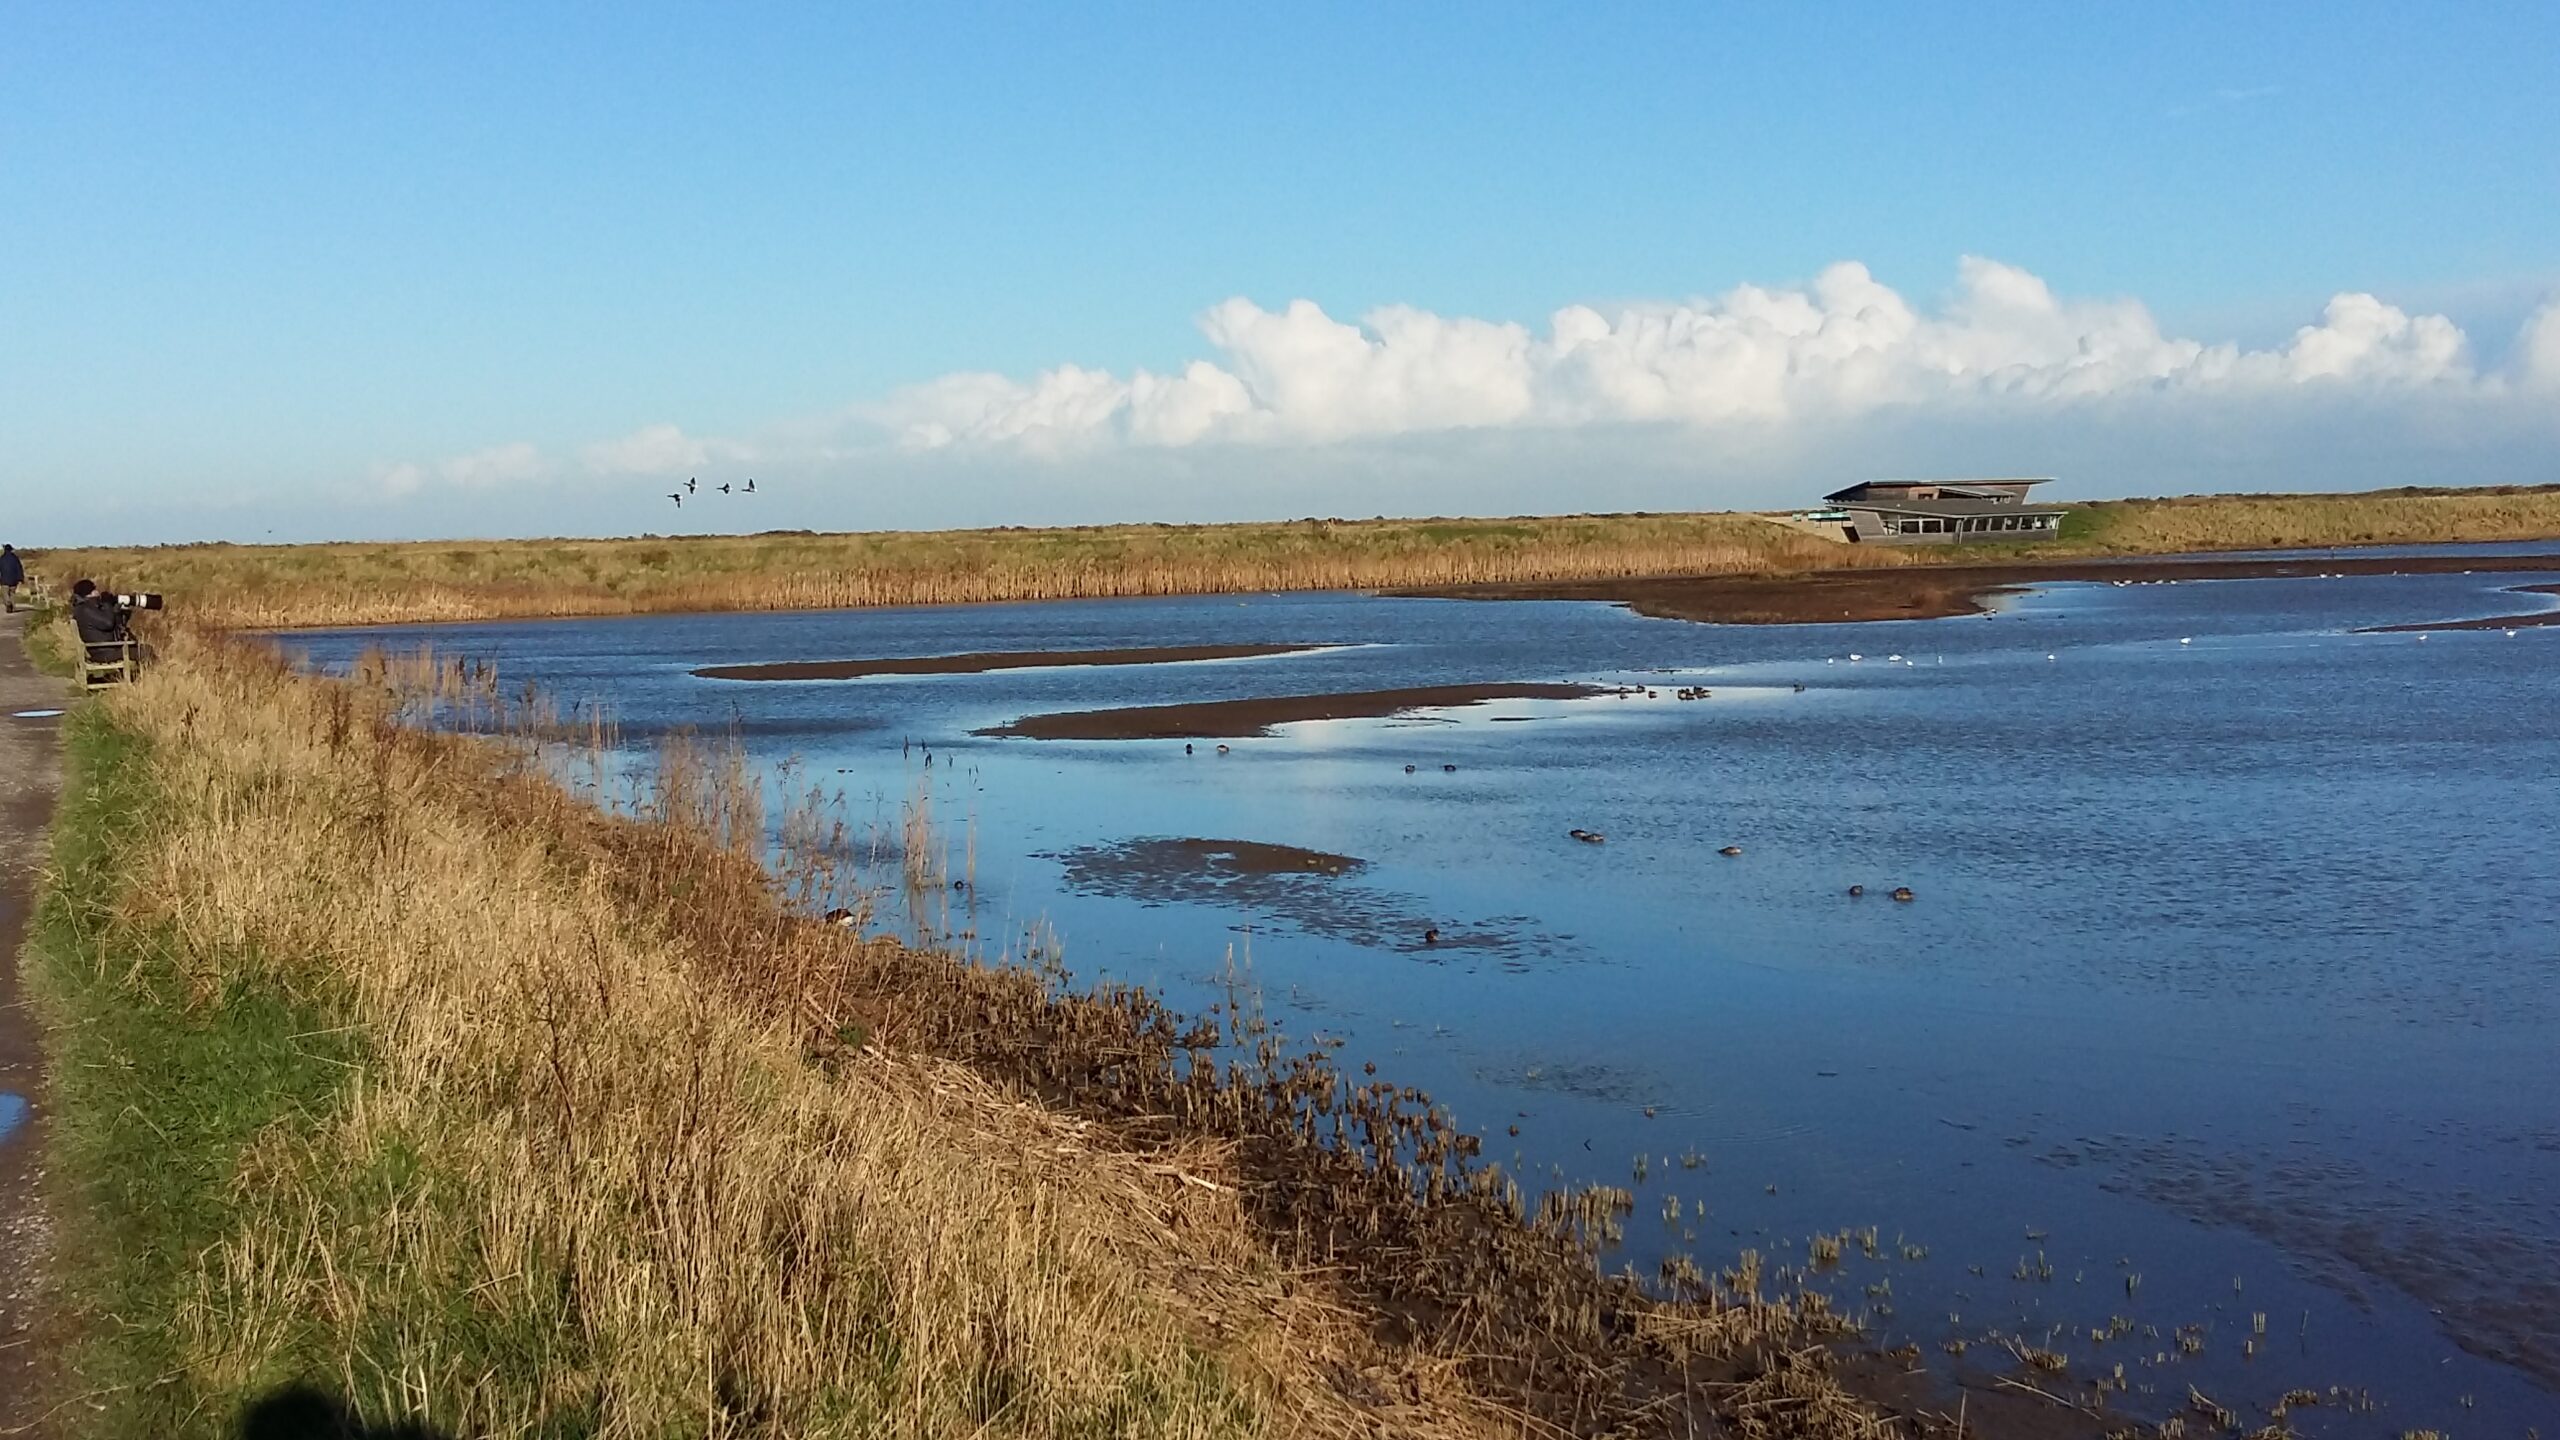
[32,630,1499,1437]
[32,513,1887,630]
[2054,484,2560,554]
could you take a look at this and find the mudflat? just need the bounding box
[2361,582,2560,633]
[1396,551,2560,625]
[694,642,1326,681]
[1061,837,1365,880]
[977,682,1604,739]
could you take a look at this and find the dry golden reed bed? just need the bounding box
[38,515,1862,630]
[33,629,1912,1438]
[38,483,2556,632]
[61,634,1376,1435]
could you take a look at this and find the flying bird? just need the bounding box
[718,483,732,494]
[668,492,683,507]
[743,478,757,493]
[685,477,698,494]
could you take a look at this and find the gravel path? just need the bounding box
[0,619,65,1435]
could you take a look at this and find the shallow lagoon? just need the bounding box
[286,555,2560,1434]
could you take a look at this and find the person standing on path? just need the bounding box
[0,545,23,613]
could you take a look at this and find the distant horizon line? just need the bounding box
[25,479,2560,555]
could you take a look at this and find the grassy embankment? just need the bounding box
[20,602,72,675]
[2051,482,2560,553]
[28,483,2560,632]
[23,631,1884,1438]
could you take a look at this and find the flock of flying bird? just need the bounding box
[667,476,756,508]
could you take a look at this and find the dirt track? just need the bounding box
[0,621,63,1435]
[1396,551,2560,625]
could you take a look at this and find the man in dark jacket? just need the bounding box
[69,579,132,662]
[0,544,22,613]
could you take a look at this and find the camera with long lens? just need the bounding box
[113,592,165,612]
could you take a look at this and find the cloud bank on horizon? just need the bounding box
[859,258,2559,458]
[310,255,2557,544]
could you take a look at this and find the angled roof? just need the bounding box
[1824,477,2053,503]
[1843,497,2070,519]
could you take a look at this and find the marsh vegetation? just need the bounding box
[31,483,2560,631]
[28,629,1925,1437]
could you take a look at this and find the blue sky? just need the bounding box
[4,2,2555,545]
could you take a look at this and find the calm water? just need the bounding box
[285,557,2560,1434]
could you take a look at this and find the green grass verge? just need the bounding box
[26,709,367,1435]
[19,604,71,677]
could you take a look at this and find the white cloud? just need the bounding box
[374,422,760,501]
[2514,299,2560,392]
[580,422,753,477]
[869,259,2506,456]
[2253,292,2471,385]
[374,440,548,496]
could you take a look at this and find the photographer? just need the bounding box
[69,578,142,666]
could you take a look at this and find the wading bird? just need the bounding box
[744,478,757,493]
[718,482,732,494]
[685,477,698,493]
[668,492,683,507]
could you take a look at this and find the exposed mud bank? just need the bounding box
[1397,552,2560,625]
[1066,837,1365,878]
[977,682,1605,739]
[2358,582,2560,633]
[695,642,1327,680]
[1047,836,1570,963]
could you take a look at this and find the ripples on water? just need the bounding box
[284,554,2560,1434]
